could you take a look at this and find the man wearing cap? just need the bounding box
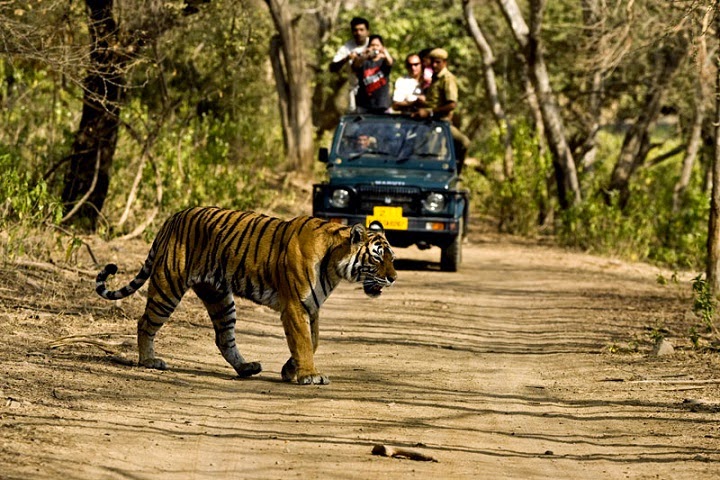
[413,48,471,174]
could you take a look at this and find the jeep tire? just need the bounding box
[440,218,463,272]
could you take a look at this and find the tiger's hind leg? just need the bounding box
[138,279,186,370]
[194,285,262,378]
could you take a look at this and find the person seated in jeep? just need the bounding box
[354,134,377,152]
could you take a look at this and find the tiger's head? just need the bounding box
[347,221,397,298]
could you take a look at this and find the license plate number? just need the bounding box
[366,206,408,230]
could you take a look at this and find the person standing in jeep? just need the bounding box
[352,34,393,114]
[329,17,371,113]
[412,48,470,174]
[392,53,423,113]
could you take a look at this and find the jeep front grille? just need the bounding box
[356,185,421,215]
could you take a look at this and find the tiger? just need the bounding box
[95,206,396,385]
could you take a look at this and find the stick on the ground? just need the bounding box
[49,335,135,366]
[371,444,438,462]
[49,335,134,355]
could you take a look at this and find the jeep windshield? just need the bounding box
[334,116,452,170]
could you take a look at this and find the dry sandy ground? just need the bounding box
[1,224,719,479]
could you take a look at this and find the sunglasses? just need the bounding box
[407,62,421,67]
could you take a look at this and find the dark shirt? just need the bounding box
[355,57,392,113]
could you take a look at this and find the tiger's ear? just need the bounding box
[368,220,385,234]
[350,223,367,245]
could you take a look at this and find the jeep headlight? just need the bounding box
[330,188,351,208]
[422,192,445,213]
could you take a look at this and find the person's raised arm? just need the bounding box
[382,46,393,67]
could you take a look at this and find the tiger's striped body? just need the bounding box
[95,207,396,385]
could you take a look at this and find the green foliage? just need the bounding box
[153,115,277,210]
[558,180,707,269]
[0,0,714,277]
[468,115,709,271]
[104,100,283,239]
[0,59,80,184]
[111,3,284,233]
[691,274,717,335]
[558,190,655,261]
[469,121,553,235]
[553,128,708,269]
[494,123,552,235]
[646,322,668,344]
[656,271,680,286]
[2,1,286,244]
[0,149,63,258]
[0,150,63,227]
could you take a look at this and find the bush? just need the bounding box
[102,102,285,240]
[557,138,707,269]
[472,121,552,235]
[0,149,63,258]
[470,123,709,269]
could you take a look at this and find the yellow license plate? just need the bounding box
[366,206,408,230]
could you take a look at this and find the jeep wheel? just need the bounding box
[440,218,463,272]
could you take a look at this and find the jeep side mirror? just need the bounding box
[318,147,329,163]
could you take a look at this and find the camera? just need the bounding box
[370,49,380,56]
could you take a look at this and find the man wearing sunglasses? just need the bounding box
[391,53,423,113]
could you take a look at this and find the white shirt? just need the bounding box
[333,39,368,90]
[393,76,421,103]
[332,38,369,64]
[333,38,369,112]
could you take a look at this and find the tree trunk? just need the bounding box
[270,35,292,156]
[577,0,604,173]
[310,0,344,138]
[706,0,720,295]
[607,39,686,209]
[463,0,514,180]
[265,0,315,173]
[674,8,713,213]
[520,57,546,158]
[496,0,581,208]
[674,97,705,213]
[61,0,123,231]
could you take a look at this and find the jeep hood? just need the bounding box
[328,167,456,190]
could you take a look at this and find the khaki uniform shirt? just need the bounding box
[424,68,458,119]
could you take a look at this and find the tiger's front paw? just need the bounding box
[281,358,297,382]
[297,373,330,385]
[140,358,168,370]
[235,361,262,378]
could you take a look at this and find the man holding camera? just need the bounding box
[329,17,371,113]
[351,34,394,114]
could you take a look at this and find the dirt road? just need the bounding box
[1,227,719,479]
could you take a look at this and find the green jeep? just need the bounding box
[313,114,469,271]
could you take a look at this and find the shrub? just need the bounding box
[0,149,63,258]
[476,121,552,235]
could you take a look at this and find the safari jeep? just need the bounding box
[313,114,469,271]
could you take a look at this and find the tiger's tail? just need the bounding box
[95,248,155,300]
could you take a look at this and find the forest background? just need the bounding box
[0,0,717,275]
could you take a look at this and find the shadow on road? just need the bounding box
[393,258,440,271]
